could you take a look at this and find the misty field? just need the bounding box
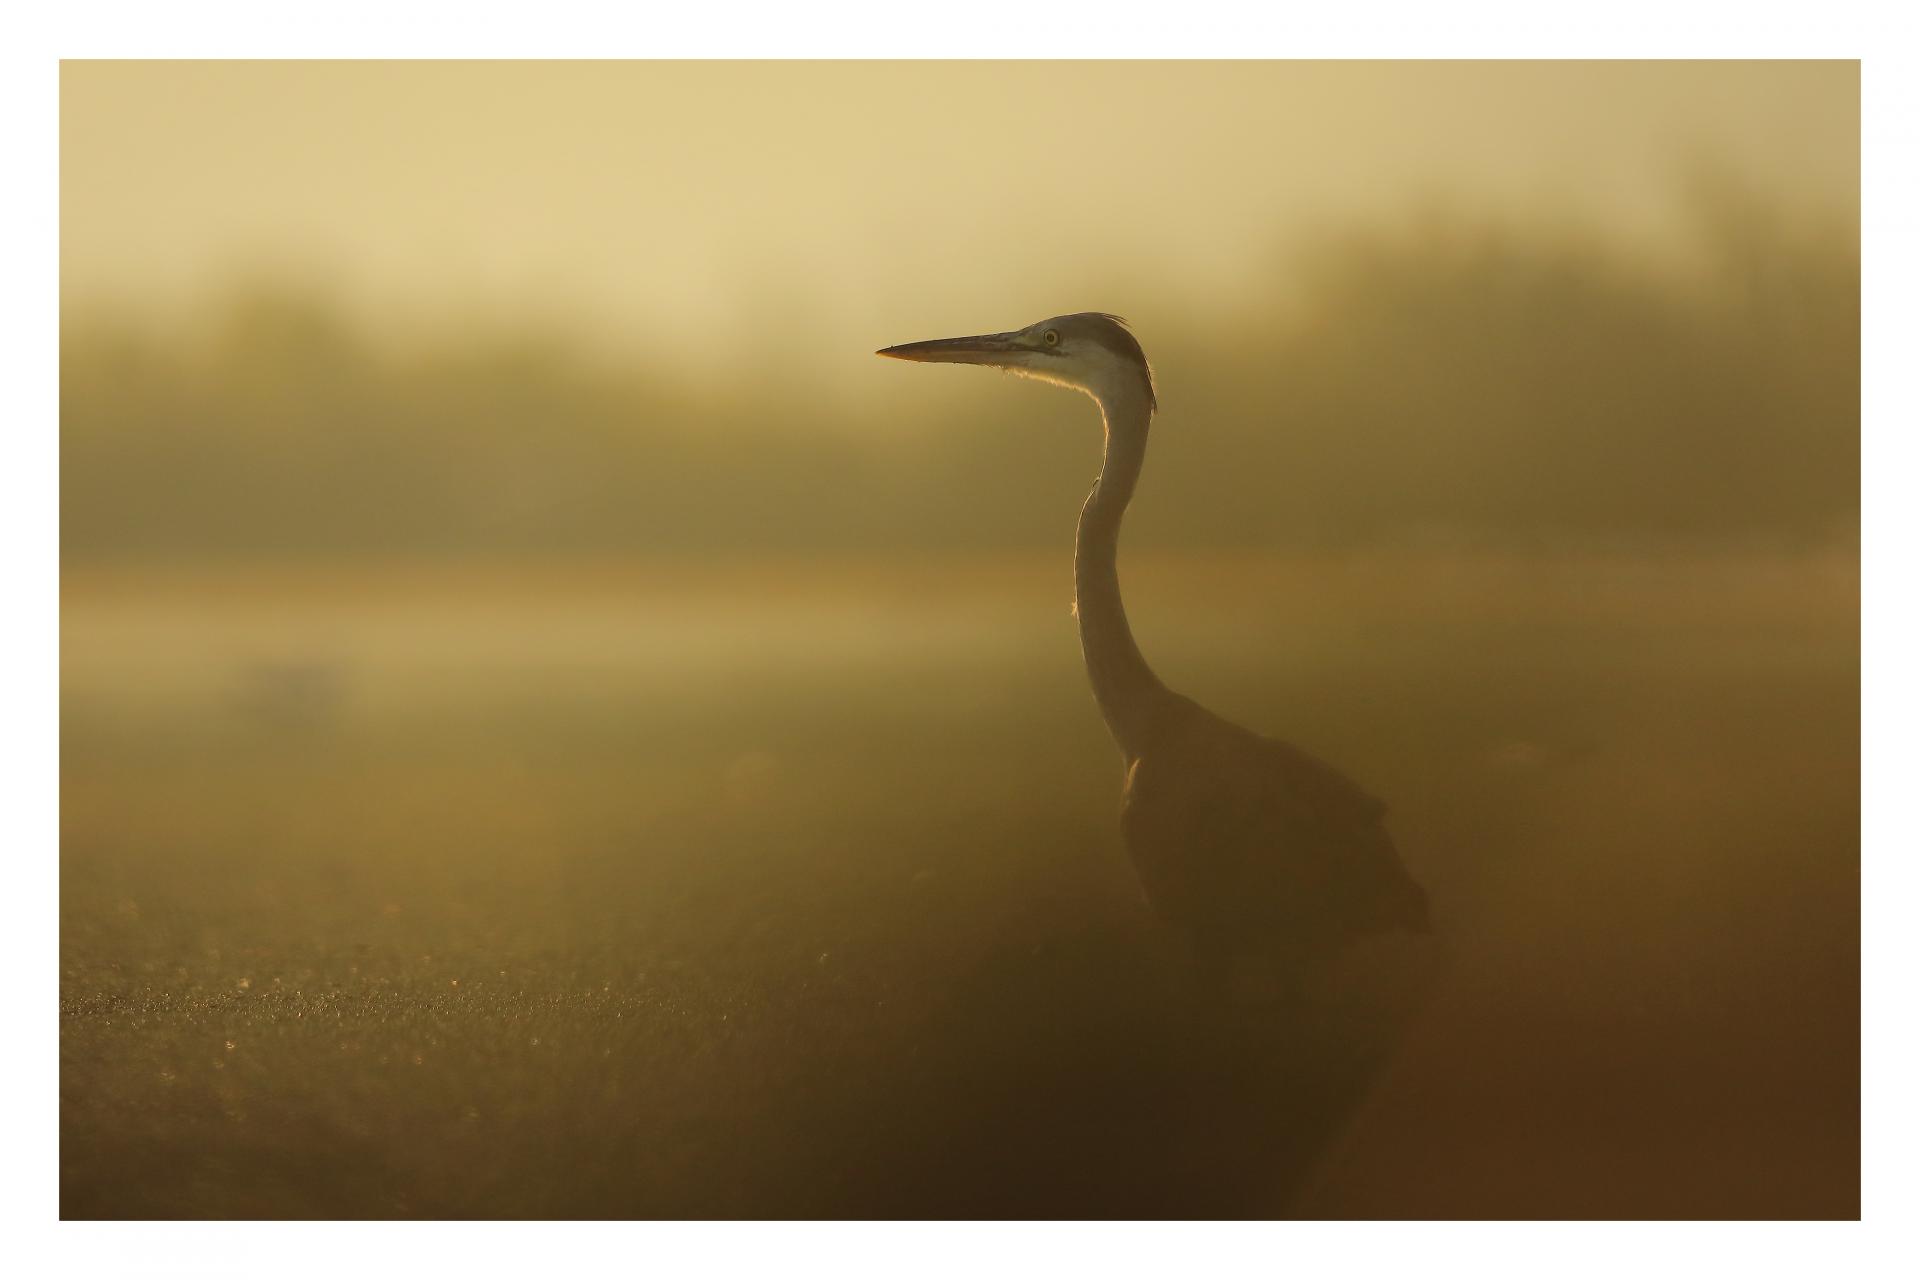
[59,551,1857,1218]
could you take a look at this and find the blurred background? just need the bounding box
[61,61,1858,1218]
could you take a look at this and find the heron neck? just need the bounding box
[1076,378,1163,763]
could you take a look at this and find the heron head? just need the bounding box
[877,312,1155,414]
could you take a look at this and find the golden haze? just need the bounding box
[60,62,1859,1219]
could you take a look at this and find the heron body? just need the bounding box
[879,313,1429,985]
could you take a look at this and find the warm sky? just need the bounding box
[63,61,1857,373]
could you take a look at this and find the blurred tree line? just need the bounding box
[62,193,1856,561]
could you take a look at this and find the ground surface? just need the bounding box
[61,551,1859,1218]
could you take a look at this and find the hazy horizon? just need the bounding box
[62,187,1859,561]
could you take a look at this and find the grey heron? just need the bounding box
[879,313,1431,992]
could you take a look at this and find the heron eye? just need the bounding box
[1043,329,1060,346]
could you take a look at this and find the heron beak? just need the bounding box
[876,332,1028,367]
